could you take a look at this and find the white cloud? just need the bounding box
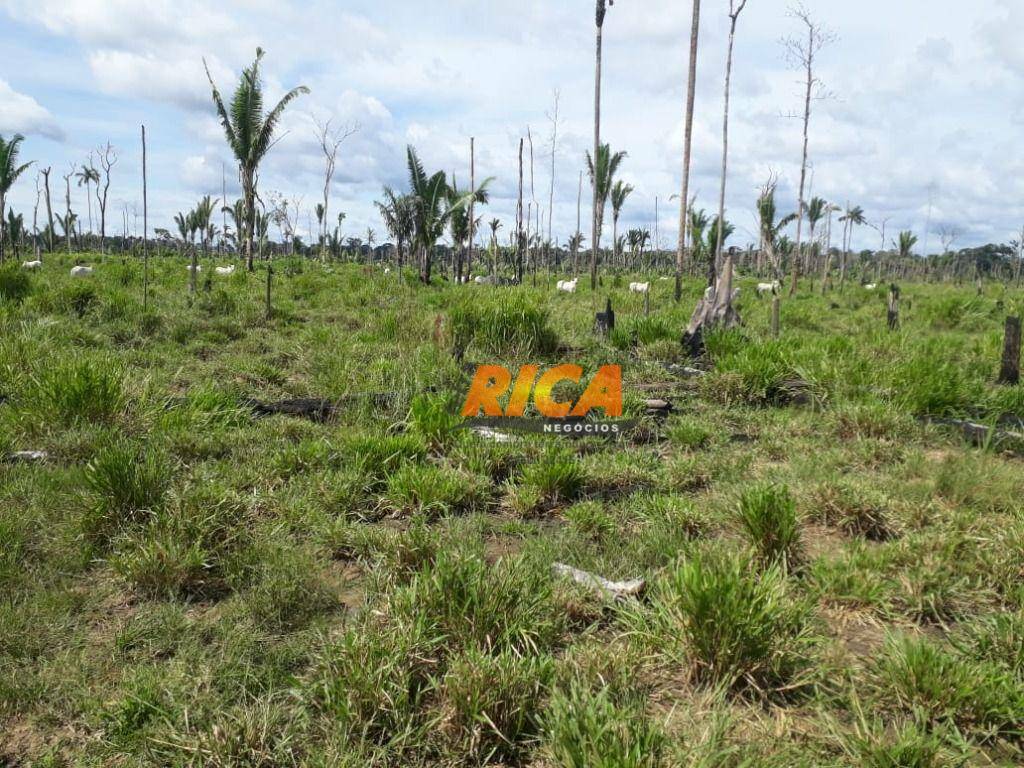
[0,78,63,140]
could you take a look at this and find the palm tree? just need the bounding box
[806,197,827,264]
[406,146,472,283]
[488,218,503,279]
[590,0,616,291]
[446,175,492,282]
[756,180,796,279]
[839,204,866,289]
[75,162,100,237]
[688,207,711,271]
[376,188,416,272]
[193,196,219,254]
[610,179,634,269]
[586,143,626,281]
[894,230,917,261]
[204,48,309,271]
[705,215,734,265]
[0,134,32,264]
[6,209,25,257]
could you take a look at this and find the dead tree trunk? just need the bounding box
[999,316,1021,385]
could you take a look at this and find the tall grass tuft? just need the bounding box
[0,266,31,304]
[632,547,814,693]
[33,358,126,424]
[738,484,802,567]
[448,294,558,356]
[543,683,665,768]
[82,440,171,544]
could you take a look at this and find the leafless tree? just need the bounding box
[675,0,700,301]
[546,89,561,250]
[711,0,748,288]
[783,4,836,296]
[937,224,960,255]
[312,117,358,262]
[94,142,117,253]
[40,167,54,252]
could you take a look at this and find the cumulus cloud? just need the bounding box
[2,0,1022,246]
[0,78,63,140]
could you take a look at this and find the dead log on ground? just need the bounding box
[552,562,645,600]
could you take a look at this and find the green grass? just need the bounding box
[3,255,1024,765]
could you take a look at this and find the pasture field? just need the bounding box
[1,255,1023,766]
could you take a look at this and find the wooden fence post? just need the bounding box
[999,316,1021,385]
[771,295,780,339]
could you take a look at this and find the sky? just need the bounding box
[1,0,1023,254]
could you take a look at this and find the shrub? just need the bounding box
[543,683,665,768]
[34,358,125,425]
[57,282,99,317]
[737,484,802,567]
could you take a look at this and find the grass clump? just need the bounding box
[33,358,126,425]
[0,265,31,303]
[737,483,803,567]
[874,635,1024,744]
[384,462,488,517]
[543,683,665,768]
[514,444,585,513]
[448,293,558,356]
[82,440,171,545]
[631,547,815,694]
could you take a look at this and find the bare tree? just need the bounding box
[591,0,615,291]
[784,4,836,296]
[312,117,358,262]
[937,224,960,256]
[546,89,561,250]
[94,142,117,253]
[711,0,748,288]
[40,167,54,252]
[674,0,701,301]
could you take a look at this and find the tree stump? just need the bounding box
[886,284,900,331]
[594,298,615,336]
[999,316,1021,385]
[681,255,741,357]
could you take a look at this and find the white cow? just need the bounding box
[756,280,781,295]
[556,278,578,293]
[384,267,391,275]
[474,275,489,284]
[70,265,93,277]
[215,265,236,275]
[864,283,877,290]
[629,282,650,293]
[21,260,42,270]
[187,264,202,273]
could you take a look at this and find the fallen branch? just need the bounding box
[926,417,1024,451]
[5,450,47,463]
[552,562,646,600]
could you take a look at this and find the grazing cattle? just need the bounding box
[384,267,391,275]
[474,275,490,284]
[21,260,42,270]
[215,265,236,275]
[756,280,781,295]
[187,264,202,273]
[629,282,650,293]
[556,278,578,293]
[864,283,877,290]
[70,266,93,277]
